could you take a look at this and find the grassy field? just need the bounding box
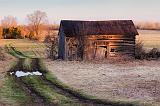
[1,29,159,53]
[0,30,159,106]
[45,59,160,106]
[0,39,47,58]
[137,30,160,51]
[1,39,138,106]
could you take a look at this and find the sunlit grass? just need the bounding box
[137,30,160,51]
[0,76,30,105]
[2,39,47,58]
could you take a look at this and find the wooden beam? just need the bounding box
[58,27,66,59]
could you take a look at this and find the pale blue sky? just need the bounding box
[0,0,159,24]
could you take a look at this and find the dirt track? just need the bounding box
[9,59,50,106]
[9,58,130,106]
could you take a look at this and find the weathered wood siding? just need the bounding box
[64,35,135,60]
[58,28,66,59]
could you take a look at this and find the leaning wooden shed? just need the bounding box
[58,20,139,60]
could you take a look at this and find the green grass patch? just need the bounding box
[22,76,80,106]
[22,58,32,71]
[4,40,46,58]
[22,51,35,57]
[0,76,30,105]
[5,44,27,58]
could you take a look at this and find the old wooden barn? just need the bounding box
[58,20,139,60]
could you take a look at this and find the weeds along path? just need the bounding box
[15,77,49,106]
[9,59,55,106]
[7,44,136,106]
[9,59,107,106]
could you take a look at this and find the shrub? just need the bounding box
[3,27,22,39]
[44,35,58,59]
[135,40,146,59]
[135,40,160,60]
[147,48,160,59]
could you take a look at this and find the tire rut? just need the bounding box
[9,59,54,106]
[39,76,109,106]
[15,77,48,106]
[35,59,119,106]
[9,58,134,106]
[32,59,111,105]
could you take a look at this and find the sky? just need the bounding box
[0,0,160,24]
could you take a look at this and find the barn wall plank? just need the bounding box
[63,34,136,60]
[58,28,66,59]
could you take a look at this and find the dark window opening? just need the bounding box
[99,46,107,49]
[110,48,115,52]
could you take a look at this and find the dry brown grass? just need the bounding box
[0,52,16,87]
[136,22,160,30]
[137,30,160,51]
[45,59,160,106]
[0,47,5,61]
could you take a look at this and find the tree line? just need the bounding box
[0,10,59,41]
[136,22,160,30]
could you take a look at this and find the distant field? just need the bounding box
[0,30,159,57]
[137,30,160,51]
[0,39,47,58]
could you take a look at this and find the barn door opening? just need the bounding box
[66,37,78,60]
[94,46,108,59]
[66,36,84,61]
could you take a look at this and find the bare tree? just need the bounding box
[27,10,48,40]
[1,16,17,28]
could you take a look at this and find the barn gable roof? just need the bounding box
[59,20,139,37]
